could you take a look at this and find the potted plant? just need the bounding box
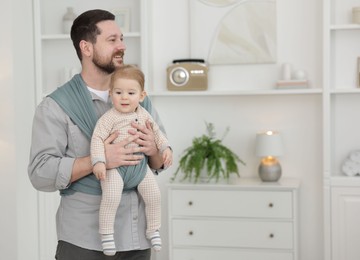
[172,122,246,183]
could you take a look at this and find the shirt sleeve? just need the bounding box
[28,98,74,192]
[90,111,113,166]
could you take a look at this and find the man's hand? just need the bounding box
[129,120,158,157]
[129,120,164,170]
[104,131,144,169]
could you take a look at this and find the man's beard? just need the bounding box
[92,50,124,74]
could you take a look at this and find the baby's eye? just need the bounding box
[129,92,135,95]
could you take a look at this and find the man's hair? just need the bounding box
[110,65,145,91]
[70,9,115,60]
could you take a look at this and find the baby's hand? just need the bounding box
[162,148,173,169]
[93,162,106,180]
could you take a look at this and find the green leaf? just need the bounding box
[172,122,246,183]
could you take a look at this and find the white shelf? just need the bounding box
[330,24,360,30]
[330,88,360,94]
[330,176,360,187]
[149,88,322,97]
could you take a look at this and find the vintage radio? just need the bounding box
[167,59,208,91]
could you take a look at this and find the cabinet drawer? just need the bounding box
[173,248,293,260]
[172,219,293,249]
[170,190,293,218]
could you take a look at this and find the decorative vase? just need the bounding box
[62,7,77,34]
[258,162,282,182]
[282,63,292,80]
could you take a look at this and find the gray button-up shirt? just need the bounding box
[28,92,163,251]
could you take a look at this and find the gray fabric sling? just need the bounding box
[49,74,149,195]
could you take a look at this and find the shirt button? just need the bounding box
[133,216,138,221]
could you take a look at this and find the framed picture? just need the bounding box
[190,0,277,65]
[113,8,130,33]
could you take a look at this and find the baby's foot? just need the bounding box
[148,231,162,251]
[101,233,116,256]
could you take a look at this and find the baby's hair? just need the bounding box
[110,65,145,91]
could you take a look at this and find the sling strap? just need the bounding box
[49,74,148,195]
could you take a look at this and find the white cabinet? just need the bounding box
[331,187,360,260]
[323,1,360,259]
[33,0,150,104]
[168,178,300,260]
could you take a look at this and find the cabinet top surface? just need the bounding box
[167,178,300,190]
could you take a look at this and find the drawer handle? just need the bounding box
[188,201,193,206]
[189,231,194,236]
[269,233,274,238]
[268,202,274,208]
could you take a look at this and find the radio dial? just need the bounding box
[170,67,189,86]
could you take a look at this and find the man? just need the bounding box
[28,9,164,260]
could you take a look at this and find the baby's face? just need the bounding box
[110,78,146,113]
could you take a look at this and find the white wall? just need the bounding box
[0,0,38,259]
[150,1,323,260]
[0,0,323,259]
[0,1,17,259]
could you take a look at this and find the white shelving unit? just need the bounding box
[33,0,149,104]
[323,0,360,259]
[32,1,149,259]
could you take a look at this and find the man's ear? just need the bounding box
[79,40,92,57]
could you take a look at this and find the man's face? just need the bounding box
[92,20,126,74]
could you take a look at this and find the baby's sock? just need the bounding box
[101,233,116,256]
[148,231,162,251]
